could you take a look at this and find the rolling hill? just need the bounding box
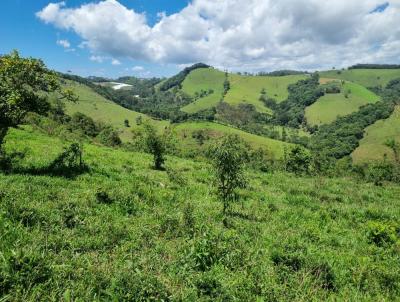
[352,106,400,163]
[305,81,380,126]
[181,67,307,114]
[63,81,168,141]
[320,69,400,88]
[225,74,307,112]
[181,68,225,113]
[173,121,293,159]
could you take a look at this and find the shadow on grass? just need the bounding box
[1,143,89,179]
[10,164,90,179]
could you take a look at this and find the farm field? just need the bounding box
[305,82,380,126]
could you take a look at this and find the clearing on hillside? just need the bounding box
[305,81,380,126]
[173,121,293,158]
[225,74,307,113]
[352,106,400,163]
[64,81,168,141]
[181,68,225,113]
[320,69,400,88]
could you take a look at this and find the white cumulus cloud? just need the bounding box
[38,0,400,71]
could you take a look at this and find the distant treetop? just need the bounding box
[349,64,400,70]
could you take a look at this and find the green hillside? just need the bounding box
[225,74,307,112]
[173,121,293,158]
[305,82,380,126]
[352,106,400,163]
[181,68,225,113]
[2,126,400,301]
[320,69,400,88]
[181,68,307,114]
[64,81,168,141]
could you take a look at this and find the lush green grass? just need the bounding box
[181,69,306,113]
[225,74,307,113]
[1,127,400,301]
[305,82,380,126]
[181,68,225,113]
[64,81,168,141]
[352,106,400,163]
[173,121,293,158]
[320,69,400,88]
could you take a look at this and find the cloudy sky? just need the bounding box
[1,0,399,77]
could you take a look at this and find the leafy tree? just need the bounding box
[0,50,76,152]
[97,127,121,147]
[143,123,166,170]
[71,112,98,137]
[223,73,230,96]
[208,135,248,214]
[286,146,312,175]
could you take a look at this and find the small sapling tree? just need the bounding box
[208,134,248,214]
[143,123,166,170]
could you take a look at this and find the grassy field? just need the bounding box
[181,68,225,113]
[173,121,293,159]
[225,74,307,113]
[305,82,380,126]
[352,106,400,163]
[1,127,400,301]
[64,81,168,141]
[320,69,400,88]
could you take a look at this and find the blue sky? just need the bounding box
[0,0,188,78]
[1,1,399,78]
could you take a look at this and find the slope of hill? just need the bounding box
[225,74,307,112]
[352,106,400,163]
[63,81,168,141]
[320,69,400,88]
[2,126,400,301]
[173,121,293,158]
[305,81,380,126]
[181,68,225,113]
[180,67,307,114]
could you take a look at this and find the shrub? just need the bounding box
[71,112,98,137]
[285,146,312,175]
[49,143,87,176]
[208,134,248,214]
[97,127,121,147]
[143,123,166,170]
[367,221,398,247]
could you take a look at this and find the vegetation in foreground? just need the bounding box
[1,51,400,301]
[1,126,400,301]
